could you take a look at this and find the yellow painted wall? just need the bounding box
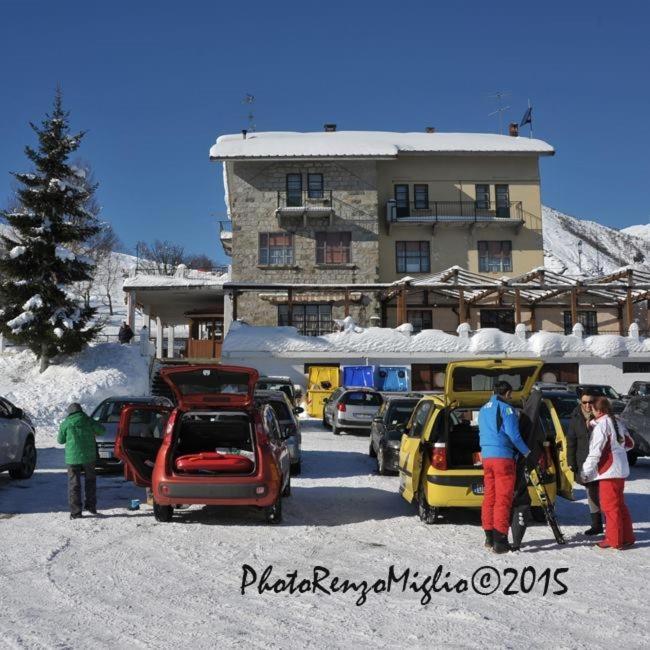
[376,154,544,281]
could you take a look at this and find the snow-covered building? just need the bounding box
[210,125,556,334]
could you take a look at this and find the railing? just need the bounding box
[277,190,333,209]
[386,200,523,223]
[130,265,230,278]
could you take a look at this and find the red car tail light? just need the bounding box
[337,402,346,412]
[430,443,447,470]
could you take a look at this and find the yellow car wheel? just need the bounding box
[417,488,440,525]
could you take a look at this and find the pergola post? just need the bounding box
[529,304,536,332]
[617,304,624,336]
[570,288,578,327]
[126,289,136,328]
[458,287,465,325]
[231,291,238,321]
[344,288,350,317]
[514,288,522,325]
[155,316,163,358]
[626,287,634,329]
[287,287,293,326]
[400,285,408,325]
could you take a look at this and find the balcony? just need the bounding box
[386,200,524,231]
[276,190,334,226]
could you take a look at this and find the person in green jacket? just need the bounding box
[57,403,105,519]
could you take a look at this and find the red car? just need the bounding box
[114,365,291,523]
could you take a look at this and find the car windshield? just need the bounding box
[94,401,131,423]
[584,385,620,400]
[345,391,382,406]
[452,368,536,392]
[549,395,579,419]
[386,402,418,427]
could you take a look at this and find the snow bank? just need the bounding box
[0,343,150,442]
[223,320,650,360]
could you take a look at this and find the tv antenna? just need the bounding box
[243,94,256,132]
[487,90,511,134]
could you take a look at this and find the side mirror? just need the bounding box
[293,407,304,415]
[12,407,24,420]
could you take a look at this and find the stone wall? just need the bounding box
[228,160,380,326]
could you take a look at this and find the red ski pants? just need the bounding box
[599,479,635,548]
[481,458,516,535]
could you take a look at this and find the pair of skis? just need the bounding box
[525,466,566,545]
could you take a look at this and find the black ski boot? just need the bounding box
[510,505,529,551]
[484,530,494,550]
[492,531,512,554]
[584,512,603,536]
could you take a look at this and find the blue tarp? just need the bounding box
[342,365,378,388]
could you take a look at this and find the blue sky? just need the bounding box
[1,0,649,264]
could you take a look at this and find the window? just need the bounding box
[409,401,433,437]
[475,184,490,210]
[259,232,293,266]
[414,184,429,210]
[407,310,432,333]
[278,304,333,336]
[316,232,351,264]
[479,309,515,333]
[411,364,447,391]
[307,173,324,199]
[563,311,598,336]
[396,241,430,273]
[623,362,650,373]
[478,240,512,273]
[495,184,510,218]
[394,184,410,218]
[540,363,579,383]
[286,173,302,207]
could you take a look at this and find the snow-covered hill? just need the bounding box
[542,206,650,276]
[621,223,650,241]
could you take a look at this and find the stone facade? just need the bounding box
[227,160,381,327]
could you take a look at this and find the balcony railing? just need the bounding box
[386,200,523,223]
[277,190,334,210]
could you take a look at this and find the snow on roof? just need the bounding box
[123,268,230,290]
[222,321,650,358]
[210,131,555,160]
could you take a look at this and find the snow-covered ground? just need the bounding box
[0,417,648,648]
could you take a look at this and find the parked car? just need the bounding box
[255,389,303,475]
[0,396,36,480]
[256,376,301,407]
[398,359,574,524]
[620,396,650,465]
[534,381,570,391]
[91,395,173,470]
[627,381,650,399]
[115,365,291,523]
[322,387,384,435]
[369,396,421,474]
[573,384,626,414]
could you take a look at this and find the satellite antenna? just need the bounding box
[487,90,511,134]
[243,94,256,132]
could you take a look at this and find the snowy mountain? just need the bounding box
[621,223,650,241]
[542,206,650,276]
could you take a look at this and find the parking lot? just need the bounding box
[1,418,649,649]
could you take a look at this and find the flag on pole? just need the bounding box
[520,106,532,127]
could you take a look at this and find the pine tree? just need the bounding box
[0,89,102,371]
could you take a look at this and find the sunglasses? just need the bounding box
[581,400,594,405]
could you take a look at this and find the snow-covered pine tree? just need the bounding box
[0,89,102,371]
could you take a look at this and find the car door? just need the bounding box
[540,399,574,500]
[398,400,435,503]
[0,398,23,464]
[115,405,172,488]
[265,407,290,482]
[371,403,387,452]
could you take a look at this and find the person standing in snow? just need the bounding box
[57,403,105,519]
[581,397,635,550]
[567,388,602,536]
[118,321,134,344]
[478,381,533,554]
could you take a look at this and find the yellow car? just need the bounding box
[398,359,574,523]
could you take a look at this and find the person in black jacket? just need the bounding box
[118,321,134,344]
[566,388,602,535]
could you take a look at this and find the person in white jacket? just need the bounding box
[581,396,635,550]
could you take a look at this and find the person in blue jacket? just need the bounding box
[478,380,532,553]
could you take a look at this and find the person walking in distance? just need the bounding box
[567,388,602,536]
[478,381,532,554]
[118,321,134,344]
[57,403,106,519]
[581,397,635,550]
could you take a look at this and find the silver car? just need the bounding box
[323,388,383,435]
[0,396,36,479]
[255,389,303,475]
[91,395,173,469]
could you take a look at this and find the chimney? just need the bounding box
[508,122,519,137]
[324,123,337,132]
[425,126,436,133]
[242,129,247,139]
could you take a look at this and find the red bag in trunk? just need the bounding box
[175,452,254,474]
